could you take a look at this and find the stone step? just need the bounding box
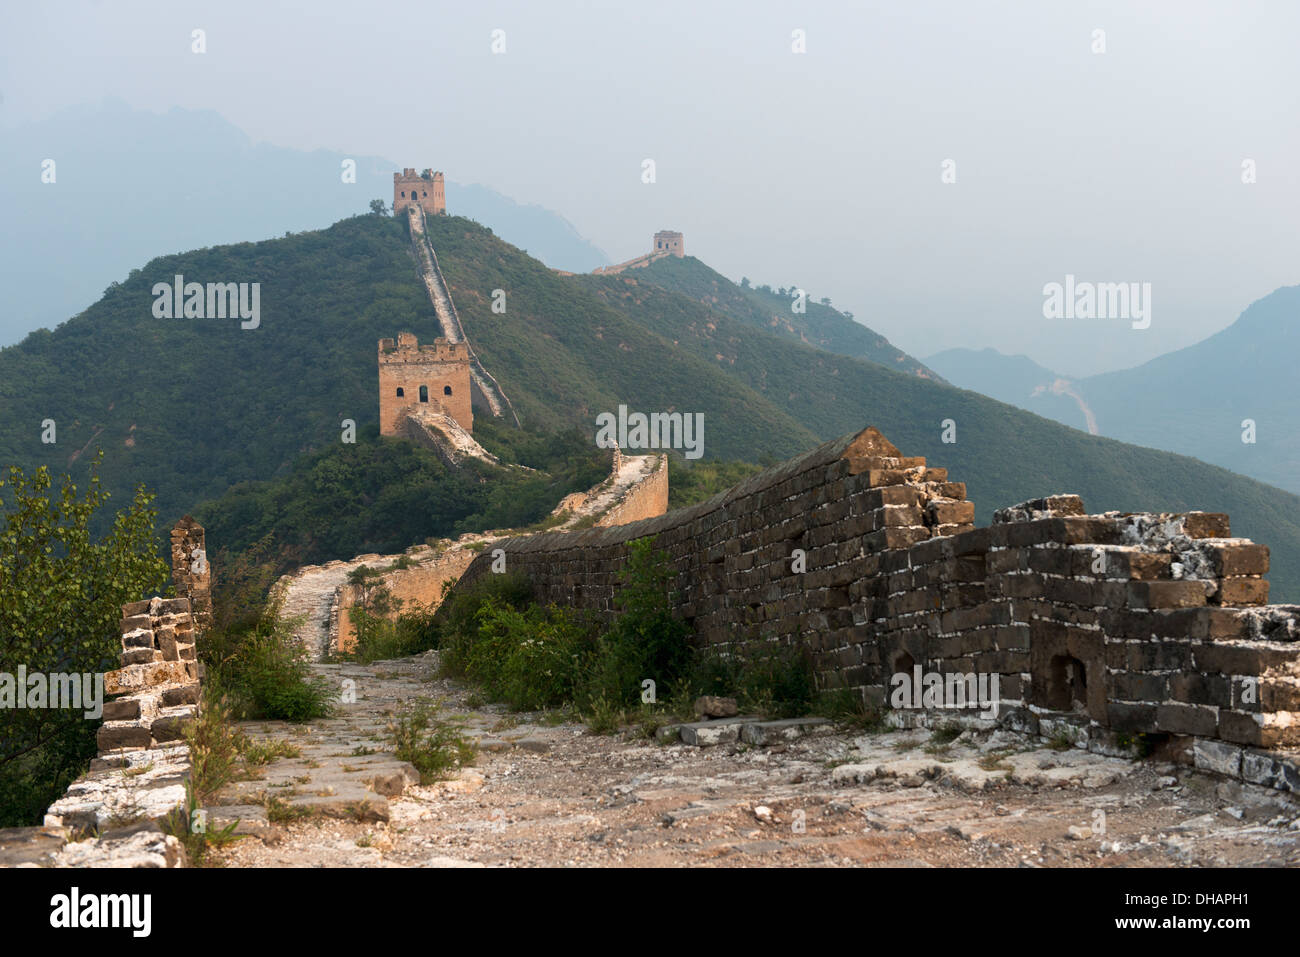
[675,717,762,747]
[740,717,833,746]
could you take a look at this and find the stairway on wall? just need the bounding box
[402,406,502,469]
[406,204,520,427]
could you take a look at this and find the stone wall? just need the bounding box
[170,516,212,632]
[449,426,1300,787]
[17,594,202,866]
[12,519,209,864]
[597,453,668,527]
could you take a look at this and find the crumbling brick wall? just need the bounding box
[170,516,212,632]
[44,596,201,834]
[450,426,1300,786]
[41,522,207,851]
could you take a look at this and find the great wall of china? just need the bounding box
[5,169,1297,867]
[9,420,1300,866]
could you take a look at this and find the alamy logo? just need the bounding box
[595,405,704,459]
[889,666,1000,719]
[151,274,260,329]
[0,667,103,719]
[1042,275,1151,329]
[50,887,151,937]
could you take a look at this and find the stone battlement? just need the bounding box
[29,519,213,865]
[378,332,470,361]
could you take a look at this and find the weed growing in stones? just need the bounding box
[388,699,477,784]
[930,723,964,746]
[815,687,888,732]
[161,782,242,867]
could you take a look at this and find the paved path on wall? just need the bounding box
[272,559,380,660]
[272,455,662,661]
[406,204,519,426]
[214,652,1300,868]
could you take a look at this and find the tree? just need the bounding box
[369,199,388,216]
[739,277,751,289]
[345,565,403,655]
[0,454,169,826]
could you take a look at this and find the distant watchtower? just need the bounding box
[653,230,685,257]
[378,333,472,435]
[393,169,446,216]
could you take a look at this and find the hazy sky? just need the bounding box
[3,0,1297,377]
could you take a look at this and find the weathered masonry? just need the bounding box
[453,426,1300,788]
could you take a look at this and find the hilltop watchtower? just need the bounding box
[378,332,472,435]
[653,230,685,257]
[393,169,446,216]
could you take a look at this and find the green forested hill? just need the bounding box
[571,273,1300,600]
[626,254,944,381]
[0,215,433,526]
[2,211,1297,599]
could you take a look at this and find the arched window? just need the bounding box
[396,387,404,397]
[400,191,406,198]
[422,191,428,197]
[419,385,429,403]
[443,385,452,395]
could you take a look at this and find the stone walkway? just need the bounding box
[270,452,664,661]
[211,652,1300,868]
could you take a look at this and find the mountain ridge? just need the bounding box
[1,211,1296,600]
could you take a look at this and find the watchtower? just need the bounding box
[653,230,685,257]
[378,332,472,435]
[393,169,446,216]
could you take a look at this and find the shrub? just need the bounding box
[734,642,815,718]
[388,699,476,783]
[437,571,536,675]
[815,686,887,731]
[462,599,591,711]
[203,618,335,722]
[580,538,691,710]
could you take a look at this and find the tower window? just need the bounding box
[396,387,404,397]
[400,191,406,198]
[443,385,452,395]
[419,385,429,403]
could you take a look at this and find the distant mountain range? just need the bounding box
[0,98,609,345]
[927,285,1299,495]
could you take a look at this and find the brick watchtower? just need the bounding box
[653,230,685,257]
[394,169,446,216]
[378,332,472,435]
